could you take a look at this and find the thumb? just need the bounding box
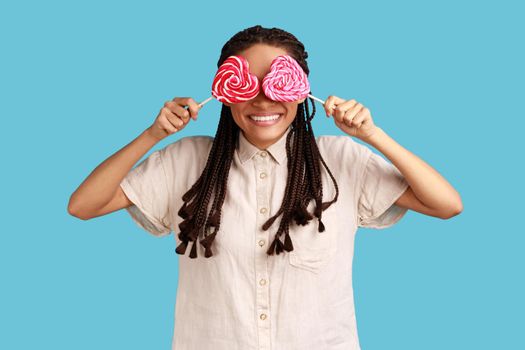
[324,95,346,116]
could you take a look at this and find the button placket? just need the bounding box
[253,151,271,349]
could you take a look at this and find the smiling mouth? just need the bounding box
[246,113,283,126]
[248,114,282,122]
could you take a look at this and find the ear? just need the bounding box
[297,97,306,104]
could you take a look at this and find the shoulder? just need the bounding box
[316,134,372,163]
[163,135,214,155]
[160,135,214,166]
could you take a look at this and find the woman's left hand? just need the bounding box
[323,95,379,142]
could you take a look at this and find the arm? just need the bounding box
[67,128,160,220]
[323,96,463,220]
[68,96,201,220]
[365,127,463,219]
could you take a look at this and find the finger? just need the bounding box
[159,119,178,134]
[333,100,354,123]
[343,103,362,127]
[333,99,358,122]
[161,106,177,119]
[346,103,364,124]
[170,98,191,121]
[352,112,366,127]
[342,111,354,127]
[161,106,186,128]
[166,113,184,129]
[324,95,346,116]
[183,97,201,121]
[172,103,191,121]
[333,104,347,123]
[342,107,358,126]
[324,96,335,116]
[164,101,186,117]
[338,99,359,111]
[175,97,200,121]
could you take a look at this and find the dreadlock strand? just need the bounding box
[266,125,301,255]
[175,105,229,257]
[200,112,238,257]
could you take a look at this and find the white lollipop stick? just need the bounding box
[308,94,335,109]
[197,96,213,108]
[193,94,334,109]
[308,94,325,104]
[183,96,213,113]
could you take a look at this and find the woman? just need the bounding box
[68,25,462,350]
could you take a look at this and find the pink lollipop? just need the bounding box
[262,55,310,102]
[211,56,260,103]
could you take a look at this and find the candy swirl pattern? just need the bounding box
[211,56,260,103]
[262,55,310,102]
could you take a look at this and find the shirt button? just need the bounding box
[260,313,267,320]
[260,151,268,157]
[259,172,267,179]
[259,279,267,286]
[258,239,265,247]
[259,207,267,214]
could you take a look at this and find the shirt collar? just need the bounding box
[237,126,292,165]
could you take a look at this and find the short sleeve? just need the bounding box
[357,150,410,229]
[120,148,172,237]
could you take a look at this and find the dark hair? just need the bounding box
[175,25,339,258]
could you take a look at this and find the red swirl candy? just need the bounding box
[211,56,260,103]
[262,55,310,102]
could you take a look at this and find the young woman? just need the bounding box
[68,25,462,350]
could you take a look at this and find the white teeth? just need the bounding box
[249,114,281,122]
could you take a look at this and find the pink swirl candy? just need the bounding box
[262,55,310,102]
[211,56,260,103]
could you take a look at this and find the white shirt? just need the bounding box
[120,125,409,349]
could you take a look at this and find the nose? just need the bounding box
[251,87,276,107]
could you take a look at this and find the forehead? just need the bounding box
[237,44,289,79]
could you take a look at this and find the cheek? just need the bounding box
[234,109,245,120]
[286,104,299,117]
[229,104,248,116]
[230,109,247,126]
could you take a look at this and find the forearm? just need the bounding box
[364,127,462,212]
[68,128,160,215]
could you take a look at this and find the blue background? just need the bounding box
[1,0,523,348]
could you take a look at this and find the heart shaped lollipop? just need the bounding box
[196,55,332,112]
[211,55,260,103]
[262,55,310,102]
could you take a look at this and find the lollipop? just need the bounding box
[261,55,334,108]
[194,55,334,111]
[211,56,260,103]
[262,55,310,102]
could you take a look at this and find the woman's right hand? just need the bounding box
[146,97,201,142]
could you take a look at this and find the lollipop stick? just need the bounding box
[198,96,213,108]
[308,94,336,109]
[195,94,334,109]
[183,96,213,113]
[308,94,325,105]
